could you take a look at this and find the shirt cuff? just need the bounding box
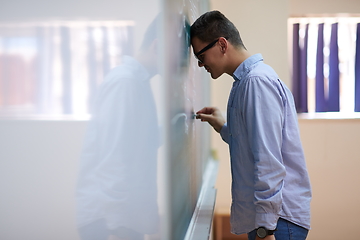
[220,122,229,143]
[255,212,279,230]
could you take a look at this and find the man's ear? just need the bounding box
[218,37,228,53]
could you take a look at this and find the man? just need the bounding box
[191,11,311,240]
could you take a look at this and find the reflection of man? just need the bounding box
[76,16,160,240]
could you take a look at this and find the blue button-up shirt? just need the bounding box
[220,54,311,234]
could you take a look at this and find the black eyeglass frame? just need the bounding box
[194,37,228,63]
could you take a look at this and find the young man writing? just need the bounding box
[191,10,311,240]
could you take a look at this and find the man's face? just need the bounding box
[191,37,225,79]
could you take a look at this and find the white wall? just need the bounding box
[0,120,87,240]
[299,118,360,240]
[290,0,360,15]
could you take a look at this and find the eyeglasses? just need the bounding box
[194,37,228,64]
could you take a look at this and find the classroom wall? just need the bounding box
[0,120,87,240]
[209,1,360,240]
[290,0,360,15]
[298,118,360,240]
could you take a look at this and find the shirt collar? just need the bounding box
[232,53,263,81]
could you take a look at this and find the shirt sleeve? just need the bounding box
[220,122,229,144]
[242,76,286,230]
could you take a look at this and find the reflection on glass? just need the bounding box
[0,21,133,119]
[0,1,212,240]
[75,15,161,240]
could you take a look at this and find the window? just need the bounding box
[289,16,360,116]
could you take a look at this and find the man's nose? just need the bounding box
[198,61,205,67]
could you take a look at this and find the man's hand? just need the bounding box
[196,107,225,133]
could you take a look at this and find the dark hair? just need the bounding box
[190,10,246,49]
